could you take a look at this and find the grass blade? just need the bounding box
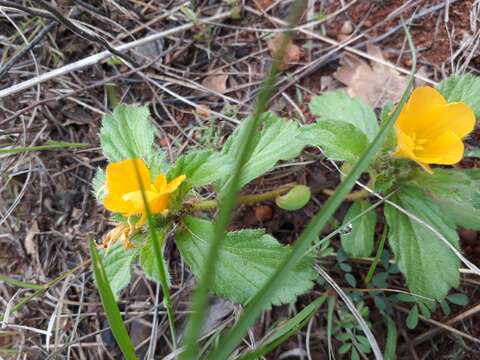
[0,260,89,322]
[0,141,89,154]
[129,155,178,347]
[0,274,46,290]
[89,240,138,360]
[206,23,416,360]
[384,316,397,360]
[179,2,308,359]
[237,295,328,360]
[142,209,177,346]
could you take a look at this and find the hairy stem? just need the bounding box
[188,183,296,211]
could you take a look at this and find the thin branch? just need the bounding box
[0,10,232,98]
[0,22,57,79]
[33,0,139,67]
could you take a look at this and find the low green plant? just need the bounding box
[92,72,479,357]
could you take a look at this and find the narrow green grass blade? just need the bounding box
[129,156,178,348]
[179,2,308,359]
[237,295,328,360]
[384,316,397,360]
[143,208,177,346]
[0,141,89,154]
[207,24,416,360]
[0,274,46,290]
[0,260,89,322]
[89,241,138,360]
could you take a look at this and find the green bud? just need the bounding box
[275,185,311,211]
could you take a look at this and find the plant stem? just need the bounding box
[322,174,376,202]
[364,225,388,285]
[322,188,370,202]
[189,183,296,211]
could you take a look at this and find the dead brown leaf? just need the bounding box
[254,0,273,10]
[24,221,39,256]
[334,43,409,107]
[195,104,211,118]
[202,71,228,94]
[267,33,302,71]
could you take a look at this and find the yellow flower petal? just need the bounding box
[150,194,170,213]
[154,174,168,191]
[415,131,464,165]
[432,102,475,138]
[393,86,475,172]
[396,87,446,136]
[393,127,416,159]
[103,159,186,217]
[106,159,151,196]
[103,193,136,214]
[121,190,162,214]
[166,175,186,193]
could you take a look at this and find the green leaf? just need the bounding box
[149,151,170,179]
[356,335,371,353]
[167,150,233,206]
[418,301,431,319]
[336,333,352,341]
[100,104,155,163]
[89,241,139,360]
[309,91,379,141]
[345,273,357,287]
[220,113,305,187]
[410,168,474,198]
[301,120,369,162]
[384,186,460,301]
[440,299,451,316]
[446,293,469,306]
[437,74,480,118]
[92,168,106,202]
[99,241,139,299]
[411,169,480,230]
[351,348,360,360]
[139,230,170,286]
[341,200,377,257]
[338,343,352,354]
[176,216,316,306]
[406,305,419,329]
[169,150,233,188]
[339,262,352,272]
[275,185,311,211]
[466,148,480,158]
[433,197,480,230]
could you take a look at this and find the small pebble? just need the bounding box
[340,21,353,35]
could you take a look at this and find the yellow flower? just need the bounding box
[394,86,475,173]
[103,158,186,219]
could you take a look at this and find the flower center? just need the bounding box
[122,188,159,209]
[411,133,428,151]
